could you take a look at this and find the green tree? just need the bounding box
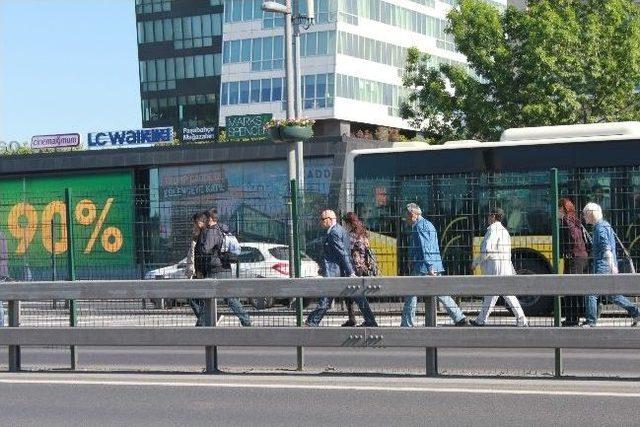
[400,0,640,143]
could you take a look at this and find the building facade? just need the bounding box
[136,0,224,132]
[135,0,507,137]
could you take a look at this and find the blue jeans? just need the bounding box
[306,296,376,326]
[193,271,251,327]
[400,272,465,327]
[585,294,640,326]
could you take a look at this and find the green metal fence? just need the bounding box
[1,167,639,330]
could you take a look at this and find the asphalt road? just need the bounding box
[5,346,640,378]
[0,373,638,426]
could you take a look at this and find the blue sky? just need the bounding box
[0,0,141,142]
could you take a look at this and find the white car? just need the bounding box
[144,242,320,308]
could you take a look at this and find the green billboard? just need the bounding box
[225,113,272,141]
[0,171,135,278]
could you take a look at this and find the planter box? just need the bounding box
[269,125,314,143]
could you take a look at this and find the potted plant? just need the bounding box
[265,118,315,143]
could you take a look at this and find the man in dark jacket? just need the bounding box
[194,210,251,327]
[305,209,377,327]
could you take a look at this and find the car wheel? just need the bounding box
[250,297,275,310]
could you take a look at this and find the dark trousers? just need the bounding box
[562,257,588,325]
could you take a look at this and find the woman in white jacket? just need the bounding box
[470,209,528,327]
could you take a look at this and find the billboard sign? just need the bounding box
[0,171,135,278]
[225,114,272,141]
[182,127,217,142]
[31,133,81,149]
[87,127,173,150]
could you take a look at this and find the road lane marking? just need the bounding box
[0,378,639,398]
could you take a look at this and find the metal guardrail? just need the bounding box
[1,274,639,376]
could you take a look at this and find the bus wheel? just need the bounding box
[512,257,553,316]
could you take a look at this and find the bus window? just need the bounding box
[477,172,550,236]
[579,171,612,217]
[354,179,396,236]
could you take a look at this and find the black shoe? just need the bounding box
[341,320,356,327]
[469,319,484,327]
[562,320,579,327]
[359,321,378,327]
[454,318,470,327]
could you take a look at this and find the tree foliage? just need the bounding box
[400,0,640,142]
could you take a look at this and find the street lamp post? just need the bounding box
[262,1,297,182]
[262,0,313,372]
[262,0,312,190]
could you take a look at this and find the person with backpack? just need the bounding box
[581,202,639,327]
[194,209,251,327]
[187,212,208,325]
[341,212,378,327]
[558,197,589,326]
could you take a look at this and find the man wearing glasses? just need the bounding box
[305,210,377,327]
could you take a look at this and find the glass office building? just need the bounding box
[136,0,507,137]
[135,0,224,132]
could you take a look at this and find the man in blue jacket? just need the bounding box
[582,202,639,327]
[305,210,377,327]
[402,203,469,327]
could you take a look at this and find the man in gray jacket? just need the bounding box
[194,210,251,327]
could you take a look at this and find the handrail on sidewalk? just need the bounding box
[1,274,639,375]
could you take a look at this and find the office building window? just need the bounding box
[240,81,250,103]
[142,93,216,124]
[219,77,287,106]
[224,0,272,23]
[220,75,333,109]
[223,35,285,71]
[337,32,408,68]
[250,80,261,102]
[224,32,332,70]
[136,14,222,49]
[302,73,334,109]
[140,54,222,93]
[299,31,335,57]
[335,73,406,116]
[135,0,170,14]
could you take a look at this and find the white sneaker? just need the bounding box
[516,318,528,327]
[581,323,595,328]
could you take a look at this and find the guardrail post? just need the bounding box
[424,296,438,377]
[550,168,563,377]
[204,298,219,374]
[65,188,78,370]
[7,300,21,372]
[291,179,304,371]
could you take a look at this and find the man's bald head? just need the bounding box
[320,209,337,229]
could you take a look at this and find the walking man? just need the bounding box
[582,202,639,327]
[402,203,469,327]
[195,209,251,327]
[470,208,528,327]
[305,210,377,327]
[187,212,208,326]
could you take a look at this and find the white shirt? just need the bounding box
[474,221,515,276]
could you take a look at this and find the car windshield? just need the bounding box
[238,247,265,263]
[268,246,312,261]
